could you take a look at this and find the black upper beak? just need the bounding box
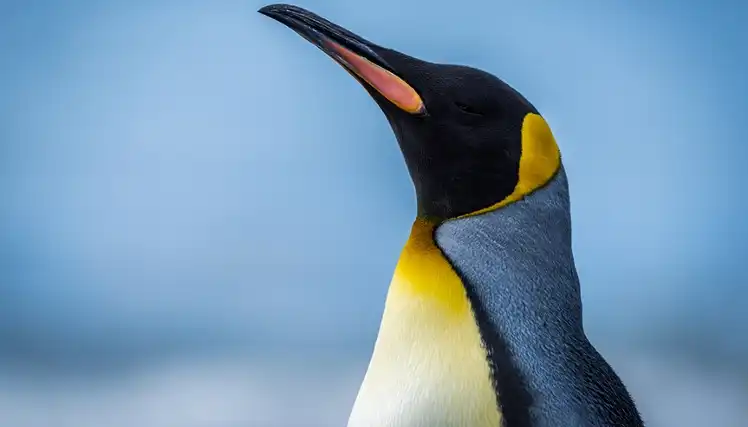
[259,4,427,116]
[258,4,396,75]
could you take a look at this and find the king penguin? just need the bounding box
[259,4,645,427]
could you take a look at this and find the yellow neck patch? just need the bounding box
[462,113,560,218]
[389,218,474,314]
[347,219,501,426]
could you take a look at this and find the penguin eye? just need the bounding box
[454,101,483,116]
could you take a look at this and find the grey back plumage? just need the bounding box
[435,165,644,427]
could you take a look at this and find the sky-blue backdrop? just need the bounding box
[1,1,746,426]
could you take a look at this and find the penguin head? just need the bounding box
[259,4,560,221]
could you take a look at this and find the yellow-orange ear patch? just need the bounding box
[324,39,425,115]
[460,113,561,217]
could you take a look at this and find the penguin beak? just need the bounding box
[258,4,426,115]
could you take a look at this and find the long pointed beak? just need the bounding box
[258,4,426,115]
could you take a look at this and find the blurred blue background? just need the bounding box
[1,0,746,425]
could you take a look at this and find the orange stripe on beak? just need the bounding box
[325,40,425,115]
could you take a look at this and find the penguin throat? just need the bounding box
[346,218,502,427]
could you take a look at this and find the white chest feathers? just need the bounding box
[347,223,502,427]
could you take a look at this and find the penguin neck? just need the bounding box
[435,167,644,426]
[347,217,503,427]
[437,166,582,334]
